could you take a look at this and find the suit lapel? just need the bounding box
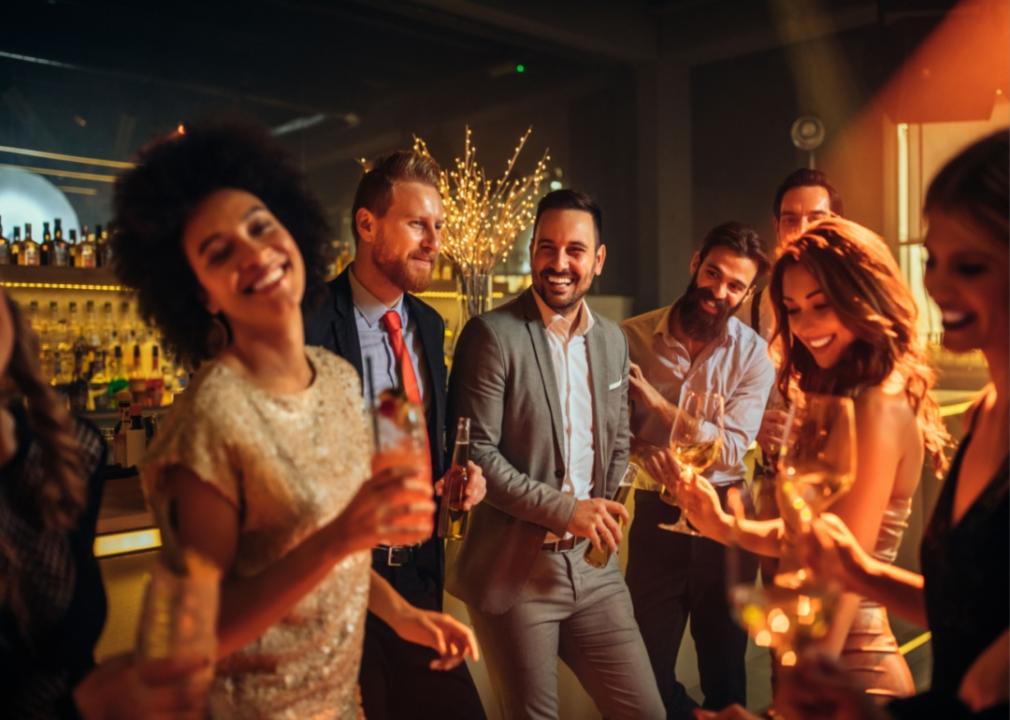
[585,316,610,498]
[521,291,566,471]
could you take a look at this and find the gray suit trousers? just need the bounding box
[467,543,664,720]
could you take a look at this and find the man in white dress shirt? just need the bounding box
[448,190,664,719]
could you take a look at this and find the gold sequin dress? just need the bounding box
[142,346,372,719]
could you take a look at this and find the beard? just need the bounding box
[674,276,741,342]
[532,269,591,314]
[373,239,435,294]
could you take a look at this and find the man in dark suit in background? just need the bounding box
[306,150,486,720]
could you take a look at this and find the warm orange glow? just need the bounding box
[819,0,1009,233]
[176,123,186,135]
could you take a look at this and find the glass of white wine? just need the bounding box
[774,393,856,589]
[658,389,724,534]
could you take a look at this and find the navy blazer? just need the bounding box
[304,267,448,605]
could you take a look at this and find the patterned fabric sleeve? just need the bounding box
[141,369,243,509]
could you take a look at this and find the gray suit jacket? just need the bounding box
[446,288,631,614]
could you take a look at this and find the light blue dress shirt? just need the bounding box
[348,266,430,414]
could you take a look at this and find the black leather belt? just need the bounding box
[373,544,419,567]
[542,536,585,552]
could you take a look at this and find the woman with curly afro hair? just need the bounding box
[112,124,479,718]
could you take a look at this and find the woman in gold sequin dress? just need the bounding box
[111,125,479,719]
[654,218,950,701]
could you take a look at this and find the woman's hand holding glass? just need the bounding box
[333,468,435,553]
[643,449,732,543]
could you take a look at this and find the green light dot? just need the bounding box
[516,64,525,74]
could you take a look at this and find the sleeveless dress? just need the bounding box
[920,434,1009,698]
[142,346,373,720]
[838,496,916,699]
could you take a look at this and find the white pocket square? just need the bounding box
[608,379,623,390]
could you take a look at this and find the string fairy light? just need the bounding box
[413,126,549,318]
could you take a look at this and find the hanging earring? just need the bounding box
[204,313,230,358]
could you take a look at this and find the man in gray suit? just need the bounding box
[448,189,664,719]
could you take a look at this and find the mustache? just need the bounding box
[690,285,729,312]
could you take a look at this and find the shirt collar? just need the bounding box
[349,264,407,328]
[654,302,734,350]
[531,288,595,339]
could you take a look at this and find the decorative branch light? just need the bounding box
[413,126,550,320]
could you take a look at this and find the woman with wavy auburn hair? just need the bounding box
[654,216,949,701]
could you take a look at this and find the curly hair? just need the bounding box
[769,218,949,474]
[111,123,336,366]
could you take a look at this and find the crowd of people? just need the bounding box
[0,121,1005,720]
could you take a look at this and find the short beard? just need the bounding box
[373,242,434,294]
[674,276,741,342]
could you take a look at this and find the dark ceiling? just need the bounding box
[1,0,960,229]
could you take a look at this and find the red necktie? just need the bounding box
[381,310,432,472]
[381,310,423,406]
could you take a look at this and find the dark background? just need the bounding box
[1,0,989,312]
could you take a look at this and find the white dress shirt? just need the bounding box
[532,290,596,541]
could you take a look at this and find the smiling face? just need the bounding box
[677,245,757,342]
[781,263,857,369]
[358,181,443,294]
[530,208,606,314]
[182,188,305,335]
[924,209,1009,355]
[776,185,833,248]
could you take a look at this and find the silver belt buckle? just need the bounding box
[387,546,404,566]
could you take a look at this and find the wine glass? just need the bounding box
[774,393,856,589]
[658,390,724,534]
[727,393,856,671]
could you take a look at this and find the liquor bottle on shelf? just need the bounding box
[0,215,9,265]
[94,224,107,267]
[145,345,165,408]
[98,223,114,267]
[26,300,41,334]
[100,301,115,347]
[67,229,79,266]
[9,226,22,265]
[77,225,97,268]
[88,349,110,411]
[20,223,40,266]
[51,218,69,267]
[41,222,53,265]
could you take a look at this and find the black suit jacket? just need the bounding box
[305,267,448,607]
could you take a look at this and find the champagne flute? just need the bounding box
[726,476,836,672]
[658,389,724,534]
[774,393,856,589]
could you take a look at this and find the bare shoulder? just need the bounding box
[856,381,915,429]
